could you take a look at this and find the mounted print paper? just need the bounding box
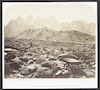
[3,2,98,89]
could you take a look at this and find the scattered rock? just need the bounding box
[55,70,71,78]
[62,58,82,64]
[5,62,11,76]
[20,69,30,76]
[4,52,7,56]
[68,64,86,77]
[11,57,22,64]
[26,64,40,73]
[92,65,95,69]
[19,57,29,62]
[55,70,62,76]
[11,70,19,74]
[71,52,85,59]
[52,61,66,69]
[90,62,95,65]
[41,61,52,68]
[48,56,57,61]
[81,76,87,78]
[16,73,25,78]
[27,60,34,64]
[4,41,95,79]
[58,53,78,59]
[26,52,33,56]
[8,57,22,70]
[61,70,71,78]
[27,73,34,78]
[62,70,69,75]
[34,67,53,78]
[9,62,21,70]
[5,51,16,62]
[35,57,47,64]
[5,48,17,52]
[83,69,95,78]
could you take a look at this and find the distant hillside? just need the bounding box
[56,30,95,43]
[15,27,95,44]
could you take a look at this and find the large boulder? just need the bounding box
[20,68,30,76]
[71,52,85,59]
[83,69,95,78]
[68,64,86,77]
[5,62,11,77]
[5,51,16,62]
[11,57,22,64]
[58,53,78,60]
[48,56,57,61]
[41,60,67,77]
[9,72,25,78]
[20,64,40,76]
[55,70,62,76]
[35,57,47,64]
[19,56,33,62]
[9,62,21,70]
[27,60,34,64]
[4,52,7,56]
[26,64,40,73]
[62,70,71,76]
[91,65,95,69]
[41,60,66,70]
[33,67,53,78]
[15,73,25,78]
[71,52,91,60]
[55,70,71,78]
[50,60,66,70]
[9,57,22,70]
[41,61,53,68]
[62,58,83,64]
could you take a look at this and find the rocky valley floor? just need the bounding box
[4,38,96,78]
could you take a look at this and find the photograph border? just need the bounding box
[0,0,99,89]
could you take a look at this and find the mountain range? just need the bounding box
[4,16,95,44]
[4,15,96,38]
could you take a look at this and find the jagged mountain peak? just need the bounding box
[37,27,54,31]
[27,15,33,18]
[16,16,24,21]
[26,15,34,20]
[48,15,57,20]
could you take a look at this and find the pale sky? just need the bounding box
[3,2,97,25]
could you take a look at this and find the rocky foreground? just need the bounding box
[4,40,95,78]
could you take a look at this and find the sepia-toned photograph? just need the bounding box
[2,1,98,89]
[3,2,97,80]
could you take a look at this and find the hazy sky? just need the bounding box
[3,2,97,25]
